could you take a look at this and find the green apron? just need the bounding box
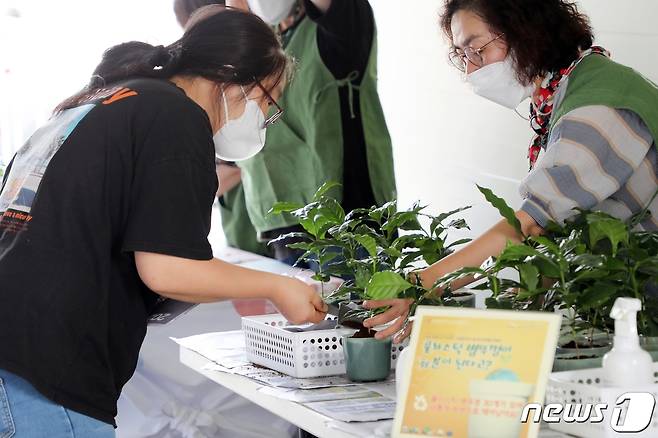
[218,183,270,256]
[550,54,658,144]
[238,17,397,233]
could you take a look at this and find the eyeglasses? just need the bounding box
[254,80,284,128]
[449,34,504,72]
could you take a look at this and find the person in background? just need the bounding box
[175,0,272,257]
[0,7,326,437]
[363,0,658,341]
[174,0,223,27]
[228,0,397,265]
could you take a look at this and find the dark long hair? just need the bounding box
[440,0,594,84]
[55,7,290,112]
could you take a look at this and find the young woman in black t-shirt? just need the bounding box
[0,6,326,436]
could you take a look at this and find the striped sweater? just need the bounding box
[520,97,658,231]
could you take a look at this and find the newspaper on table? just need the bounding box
[171,331,360,389]
[201,360,361,389]
[256,378,397,422]
[174,330,398,422]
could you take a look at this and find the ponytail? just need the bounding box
[55,8,290,113]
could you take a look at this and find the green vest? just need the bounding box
[238,17,397,233]
[218,184,270,256]
[550,54,658,144]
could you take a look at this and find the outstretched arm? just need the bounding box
[363,211,543,341]
[135,252,327,324]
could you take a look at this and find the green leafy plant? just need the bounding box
[269,182,474,330]
[437,187,658,347]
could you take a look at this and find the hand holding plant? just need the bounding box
[268,182,473,338]
[438,186,658,345]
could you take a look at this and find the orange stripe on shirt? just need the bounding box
[102,88,138,105]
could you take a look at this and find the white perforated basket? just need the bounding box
[242,314,407,378]
[545,364,658,437]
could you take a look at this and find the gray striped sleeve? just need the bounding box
[550,118,635,187]
[520,106,654,226]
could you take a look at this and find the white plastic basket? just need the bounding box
[545,364,658,437]
[242,314,407,378]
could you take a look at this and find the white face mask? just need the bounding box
[465,56,535,109]
[247,0,297,25]
[213,86,266,162]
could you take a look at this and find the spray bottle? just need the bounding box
[602,297,653,387]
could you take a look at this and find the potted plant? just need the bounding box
[438,186,658,371]
[269,182,475,380]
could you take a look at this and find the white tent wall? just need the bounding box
[0,0,181,166]
[370,0,658,239]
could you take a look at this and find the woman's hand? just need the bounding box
[270,276,328,324]
[362,298,414,342]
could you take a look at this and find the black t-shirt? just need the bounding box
[0,79,216,425]
[302,0,376,212]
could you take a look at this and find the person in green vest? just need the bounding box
[362,0,658,341]
[175,0,272,256]
[227,0,397,265]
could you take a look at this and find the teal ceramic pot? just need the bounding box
[342,336,392,382]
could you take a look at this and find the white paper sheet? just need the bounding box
[170,331,251,369]
[202,361,360,389]
[258,385,382,403]
[304,395,397,422]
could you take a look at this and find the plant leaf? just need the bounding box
[448,218,470,230]
[518,263,539,292]
[267,232,308,246]
[365,271,413,300]
[398,251,422,270]
[355,235,377,258]
[587,213,628,256]
[477,185,523,236]
[313,181,341,201]
[383,211,421,233]
[268,201,304,216]
[578,283,617,310]
[433,206,472,226]
[447,238,472,248]
[369,201,397,223]
[354,263,373,290]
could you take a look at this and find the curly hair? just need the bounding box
[440,0,594,84]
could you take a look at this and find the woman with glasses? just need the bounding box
[362,0,658,341]
[0,6,326,437]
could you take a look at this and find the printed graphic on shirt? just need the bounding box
[102,87,138,105]
[0,104,95,233]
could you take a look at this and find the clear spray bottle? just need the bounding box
[602,297,653,387]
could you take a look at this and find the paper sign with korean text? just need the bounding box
[392,306,560,438]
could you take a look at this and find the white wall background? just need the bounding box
[370,0,658,239]
[0,0,182,166]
